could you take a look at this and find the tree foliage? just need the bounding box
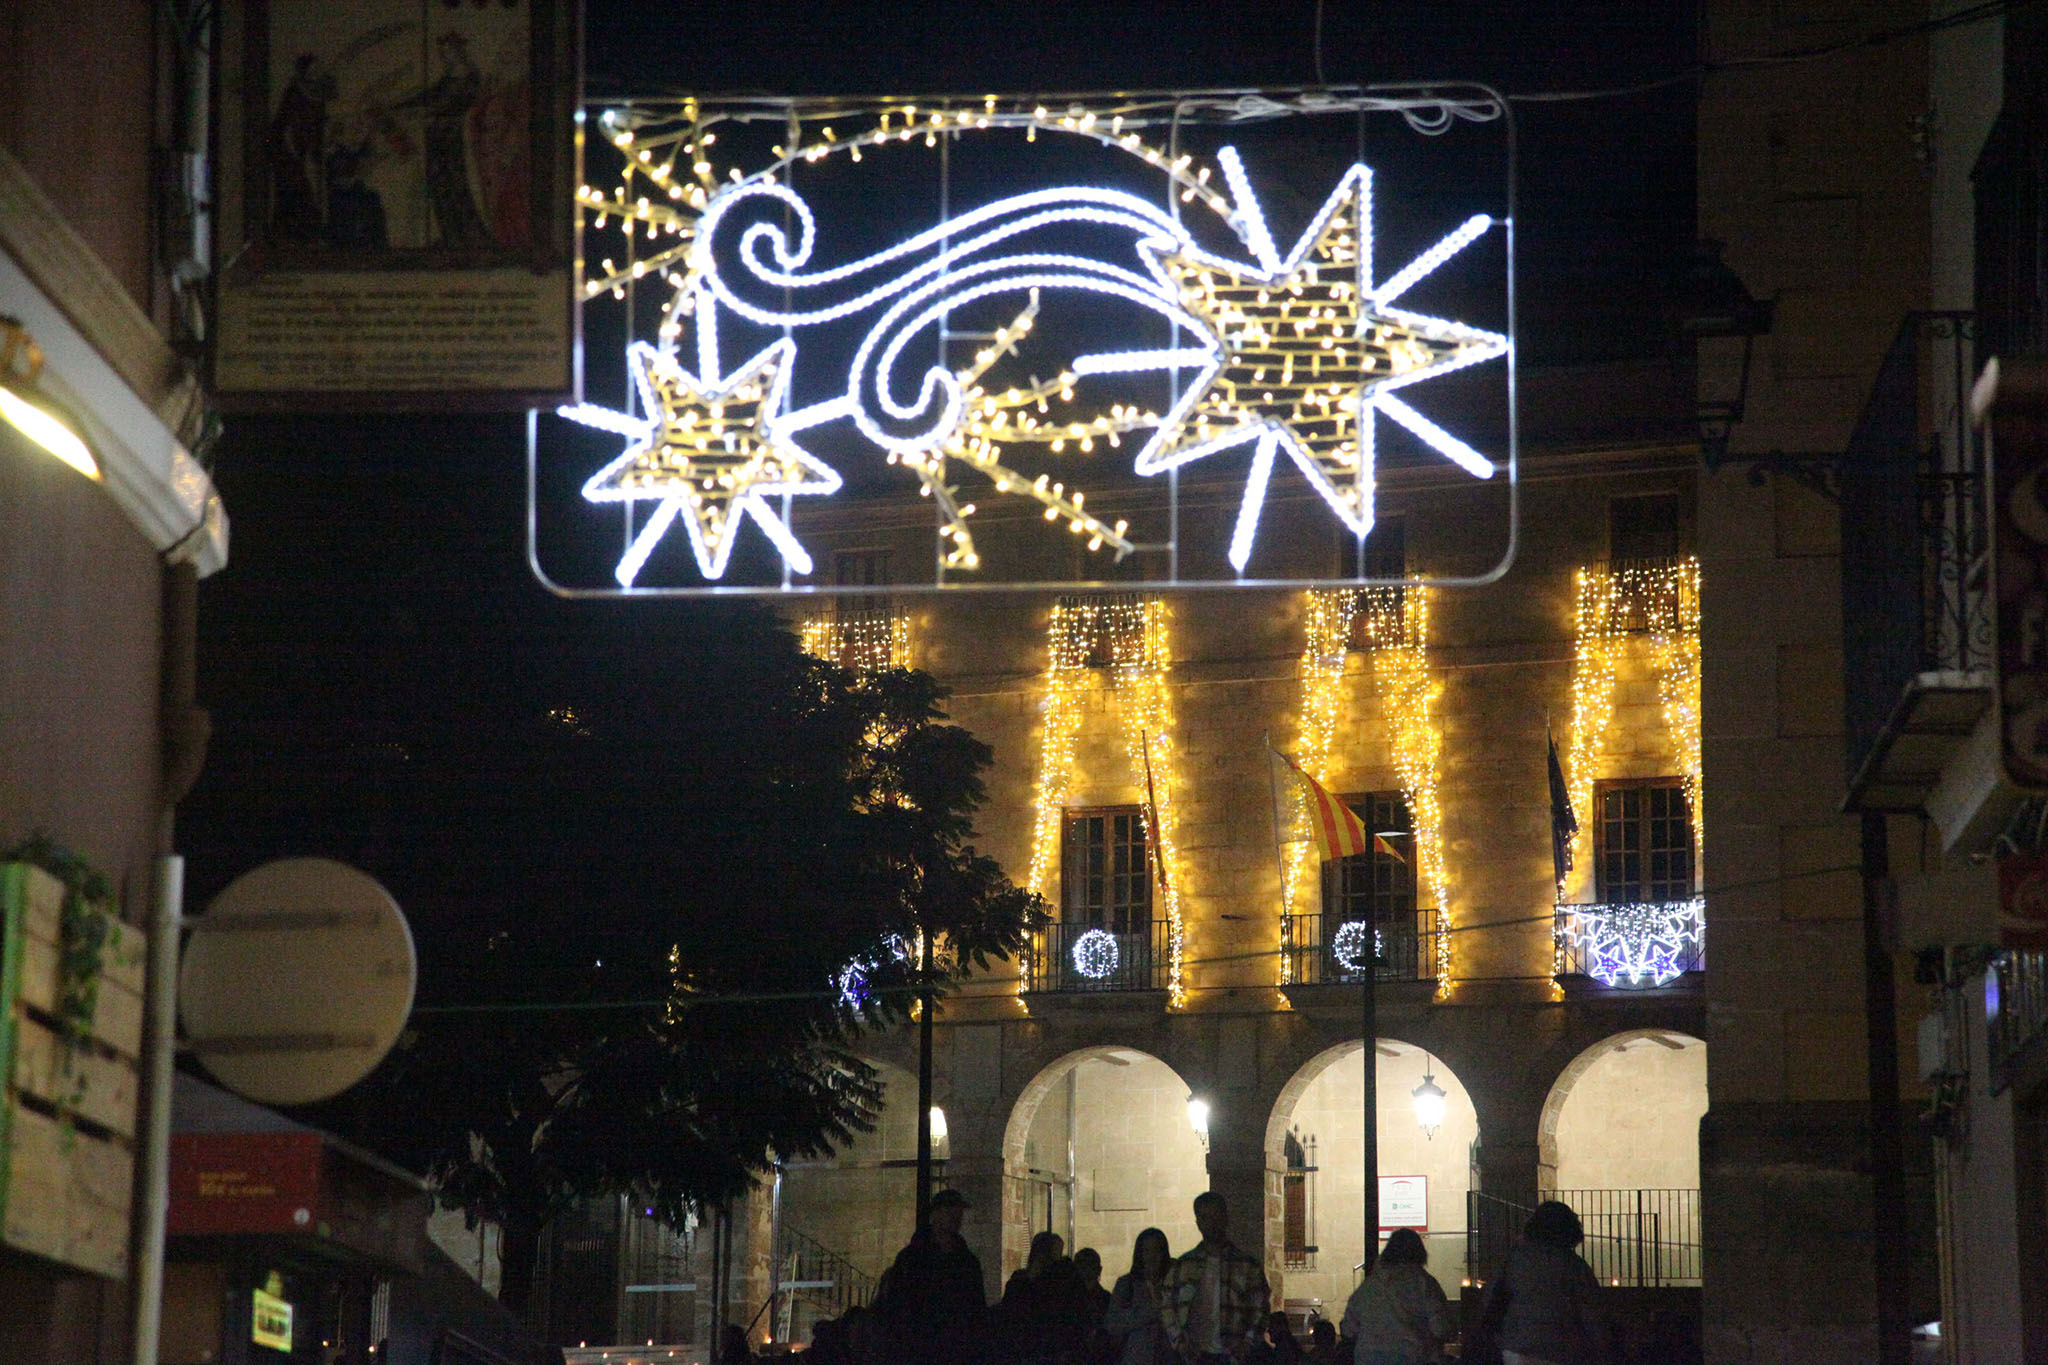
[184,596,1042,1313]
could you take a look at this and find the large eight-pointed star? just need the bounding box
[1114,148,1507,571]
[562,339,840,583]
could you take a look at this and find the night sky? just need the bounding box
[178,0,1696,961]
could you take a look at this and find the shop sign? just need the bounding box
[170,1132,324,1235]
[252,1272,293,1352]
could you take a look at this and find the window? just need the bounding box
[834,548,892,586]
[1282,1128,1317,1268]
[1608,495,1682,560]
[1324,792,1418,923]
[1593,778,1696,903]
[1061,807,1153,931]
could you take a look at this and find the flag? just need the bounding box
[1548,729,1578,891]
[1374,833,1407,863]
[1276,750,1370,863]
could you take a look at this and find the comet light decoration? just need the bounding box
[1330,920,1384,976]
[1023,596,1188,1006]
[1562,897,1705,988]
[564,94,1509,585]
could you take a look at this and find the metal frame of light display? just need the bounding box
[529,86,1516,595]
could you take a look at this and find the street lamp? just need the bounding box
[1186,1095,1211,1149]
[1677,240,1774,469]
[0,318,99,481]
[1411,1065,1446,1139]
[928,1106,949,1158]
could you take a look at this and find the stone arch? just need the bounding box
[1536,1028,1706,1191]
[1262,1036,1479,1314]
[1000,1045,1208,1278]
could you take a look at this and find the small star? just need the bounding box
[1130,149,1505,570]
[564,339,840,583]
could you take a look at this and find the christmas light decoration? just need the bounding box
[1022,596,1188,1005]
[1561,898,1705,988]
[564,93,1512,587]
[1330,920,1383,975]
[560,339,841,583]
[1277,585,1451,990]
[1127,148,1505,569]
[1071,928,1120,979]
[1561,557,1704,892]
[800,605,912,676]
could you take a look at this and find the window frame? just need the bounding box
[1591,776,1697,904]
[1322,791,1421,924]
[1059,804,1154,933]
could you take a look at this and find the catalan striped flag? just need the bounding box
[1276,750,1370,863]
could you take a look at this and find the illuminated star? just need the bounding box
[1110,147,1506,571]
[559,338,840,584]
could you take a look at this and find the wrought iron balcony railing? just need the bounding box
[1554,899,1705,988]
[1468,1189,1700,1289]
[1841,312,1991,809]
[798,598,911,676]
[1285,910,1439,986]
[1024,919,1170,994]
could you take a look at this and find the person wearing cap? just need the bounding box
[873,1187,987,1362]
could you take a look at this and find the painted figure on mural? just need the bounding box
[267,54,334,242]
[389,32,492,248]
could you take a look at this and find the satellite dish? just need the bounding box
[180,858,416,1107]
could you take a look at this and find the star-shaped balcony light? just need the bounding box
[559,337,841,584]
[1564,898,1706,988]
[1095,147,1506,571]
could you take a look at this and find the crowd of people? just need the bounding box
[724,1190,1645,1365]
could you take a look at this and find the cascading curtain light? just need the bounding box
[799,608,912,676]
[1024,596,1189,1006]
[1280,584,1450,992]
[1562,556,1704,887]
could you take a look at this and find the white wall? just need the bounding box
[1021,1052,1207,1274]
[1551,1035,1706,1191]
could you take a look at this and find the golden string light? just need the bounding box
[1563,556,1704,894]
[889,293,1144,571]
[799,606,912,677]
[1279,586,1450,992]
[1023,596,1188,1006]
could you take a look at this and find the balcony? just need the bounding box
[1468,1188,1700,1288]
[1842,312,1993,813]
[1023,919,1169,997]
[1554,899,1705,991]
[798,598,911,677]
[1284,910,1440,986]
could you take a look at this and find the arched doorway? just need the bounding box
[1264,1040,1478,1319]
[1001,1048,1209,1278]
[1537,1030,1706,1285]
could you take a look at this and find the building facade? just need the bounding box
[1,0,229,1362]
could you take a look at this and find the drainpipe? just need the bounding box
[1863,811,1909,1365]
[135,559,207,1365]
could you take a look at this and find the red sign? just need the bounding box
[169,1133,325,1236]
[1999,853,2048,950]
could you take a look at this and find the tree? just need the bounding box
[198,606,1040,1316]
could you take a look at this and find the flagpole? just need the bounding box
[1264,735,1293,981]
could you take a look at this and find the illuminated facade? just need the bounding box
[735,426,1714,1350]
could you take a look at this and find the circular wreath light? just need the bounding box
[1071,928,1120,979]
[1331,920,1381,974]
